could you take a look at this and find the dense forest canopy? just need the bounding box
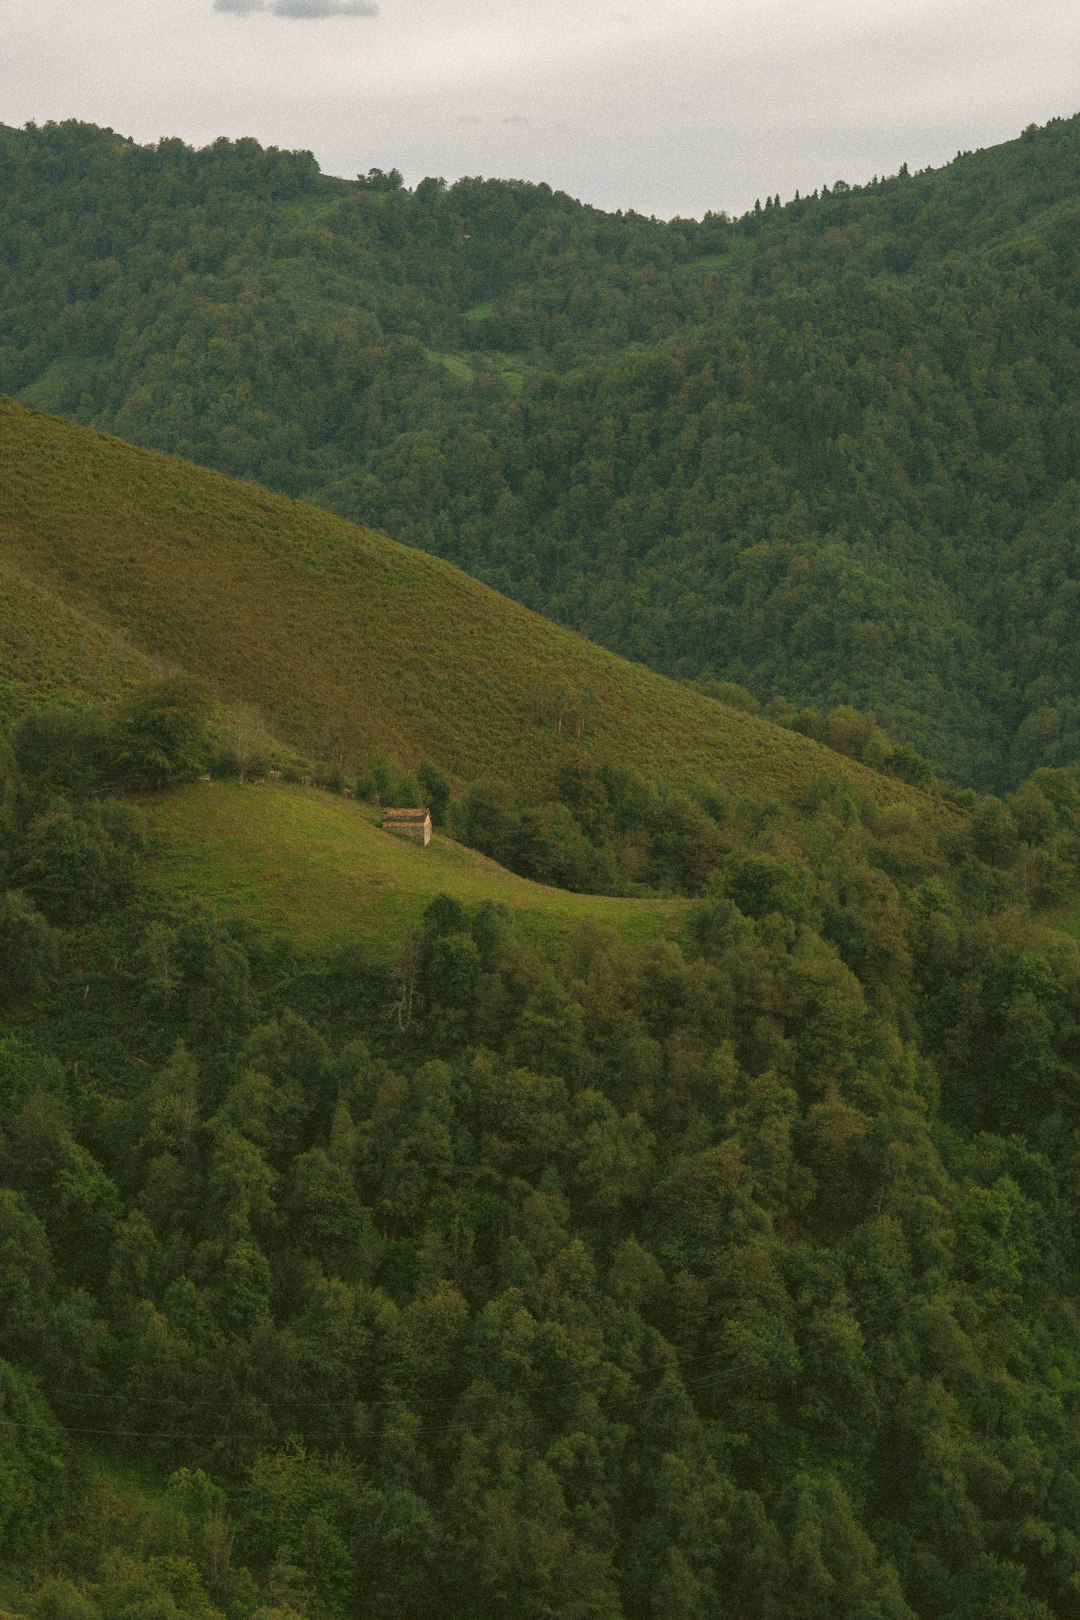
[2,666,1080,1616]
[3,114,1080,788]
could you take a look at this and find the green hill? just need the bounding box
[9,321,1080,1620]
[4,115,1080,786]
[146,781,684,956]
[0,397,915,815]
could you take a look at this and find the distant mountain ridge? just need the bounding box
[3,113,1080,787]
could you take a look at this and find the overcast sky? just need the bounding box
[4,0,1079,218]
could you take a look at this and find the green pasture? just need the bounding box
[145,782,686,957]
[1,399,919,819]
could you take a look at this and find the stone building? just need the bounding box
[382,807,432,846]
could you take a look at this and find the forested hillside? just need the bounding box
[6,611,1080,1618]
[6,116,1080,1617]
[3,114,1080,786]
[4,401,1080,1615]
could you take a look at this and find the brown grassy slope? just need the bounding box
[1,398,919,806]
[0,547,157,717]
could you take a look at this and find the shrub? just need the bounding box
[111,678,213,790]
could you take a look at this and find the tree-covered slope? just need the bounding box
[5,351,1080,1618]
[3,115,1080,787]
[5,668,1080,1616]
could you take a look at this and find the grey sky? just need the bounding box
[4,0,1078,218]
[214,0,379,16]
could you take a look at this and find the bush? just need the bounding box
[0,891,59,1005]
[11,705,112,795]
[18,799,145,924]
[111,678,213,790]
[0,1358,67,1561]
[313,761,344,793]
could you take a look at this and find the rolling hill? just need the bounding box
[8,284,1080,1620]
[144,781,685,957]
[4,115,1080,787]
[0,397,921,815]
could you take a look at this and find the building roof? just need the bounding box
[383,807,430,821]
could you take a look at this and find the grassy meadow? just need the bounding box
[144,781,686,956]
[1,399,923,813]
[0,548,155,717]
